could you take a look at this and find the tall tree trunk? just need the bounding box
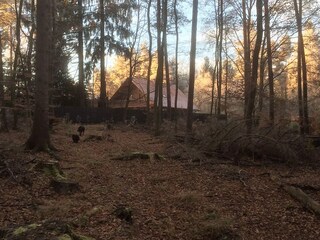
[164,37,171,120]
[294,0,309,134]
[186,0,198,133]
[211,0,219,116]
[11,0,23,130]
[99,0,107,109]
[242,0,251,124]
[224,59,228,117]
[258,36,266,119]
[12,0,23,100]
[224,29,228,117]
[78,0,85,107]
[124,0,141,122]
[244,0,263,133]
[146,0,153,114]
[26,0,52,151]
[154,0,164,136]
[217,0,223,116]
[162,0,171,120]
[301,35,309,134]
[264,0,274,125]
[296,29,304,134]
[0,31,8,132]
[9,26,13,79]
[210,65,216,115]
[174,0,179,130]
[24,0,35,124]
[50,0,56,105]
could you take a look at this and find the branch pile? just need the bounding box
[193,118,319,164]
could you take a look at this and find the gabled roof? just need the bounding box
[110,78,191,109]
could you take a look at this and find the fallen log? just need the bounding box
[269,173,320,216]
[282,185,320,216]
[83,135,104,142]
[111,152,164,161]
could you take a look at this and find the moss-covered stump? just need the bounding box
[2,221,95,240]
[33,160,80,194]
[33,160,65,180]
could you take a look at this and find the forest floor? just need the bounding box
[1,122,320,240]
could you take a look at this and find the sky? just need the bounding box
[160,0,212,74]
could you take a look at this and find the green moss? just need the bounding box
[57,234,73,240]
[13,226,28,236]
[205,210,219,220]
[44,164,66,180]
[69,231,96,240]
[13,223,42,236]
[34,161,66,180]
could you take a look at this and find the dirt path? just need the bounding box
[1,123,320,239]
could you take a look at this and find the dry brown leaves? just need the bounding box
[0,123,320,239]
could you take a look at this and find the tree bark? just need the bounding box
[26,0,52,151]
[99,0,107,109]
[186,0,198,133]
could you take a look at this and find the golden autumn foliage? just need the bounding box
[0,2,15,28]
[194,69,212,112]
[287,22,320,102]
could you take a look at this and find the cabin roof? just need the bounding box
[110,78,191,109]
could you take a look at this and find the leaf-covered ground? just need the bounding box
[1,123,320,239]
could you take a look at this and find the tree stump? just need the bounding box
[50,179,80,194]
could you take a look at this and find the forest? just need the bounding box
[0,0,320,239]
